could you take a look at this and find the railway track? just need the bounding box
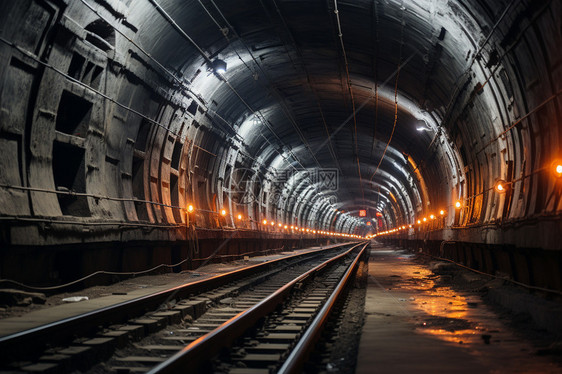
[0,242,369,373]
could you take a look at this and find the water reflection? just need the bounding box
[392,265,485,346]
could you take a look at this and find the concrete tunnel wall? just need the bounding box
[0,0,560,288]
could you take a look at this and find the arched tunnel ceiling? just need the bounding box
[1,0,559,241]
[131,0,487,221]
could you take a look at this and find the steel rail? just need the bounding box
[149,242,367,373]
[279,242,369,373]
[0,242,353,363]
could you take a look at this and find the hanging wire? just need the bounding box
[203,0,324,171]
[370,0,380,158]
[333,0,365,201]
[194,0,338,209]
[440,0,518,126]
[81,0,314,197]
[369,7,405,182]
[267,0,344,177]
[149,0,316,180]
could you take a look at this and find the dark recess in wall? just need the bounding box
[55,90,92,138]
[52,142,90,217]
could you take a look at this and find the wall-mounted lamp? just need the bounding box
[220,209,227,216]
[455,200,462,209]
[262,219,267,225]
[494,179,508,193]
[212,58,227,74]
[237,214,243,220]
[187,204,194,213]
[439,210,445,216]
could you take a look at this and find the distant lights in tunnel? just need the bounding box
[237,214,243,220]
[187,205,194,213]
[417,220,421,224]
[284,225,288,229]
[455,200,462,209]
[262,219,267,225]
[423,217,427,222]
[220,209,227,216]
[270,221,275,226]
[430,214,435,220]
[440,210,445,216]
[278,223,282,227]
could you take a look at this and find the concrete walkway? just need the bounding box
[356,245,561,373]
[0,243,338,338]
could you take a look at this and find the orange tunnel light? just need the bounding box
[555,162,562,178]
[494,179,508,193]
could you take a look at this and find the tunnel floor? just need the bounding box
[357,244,562,373]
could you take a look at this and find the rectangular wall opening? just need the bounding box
[135,120,151,151]
[171,141,183,170]
[68,53,85,80]
[55,91,92,138]
[170,173,181,222]
[132,155,149,221]
[52,142,90,216]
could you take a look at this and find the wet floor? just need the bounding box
[356,245,562,373]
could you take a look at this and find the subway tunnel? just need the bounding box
[0,0,561,293]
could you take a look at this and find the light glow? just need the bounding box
[494,179,507,193]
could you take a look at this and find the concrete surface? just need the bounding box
[356,246,562,373]
[0,244,335,338]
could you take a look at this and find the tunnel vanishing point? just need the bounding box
[0,0,561,291]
